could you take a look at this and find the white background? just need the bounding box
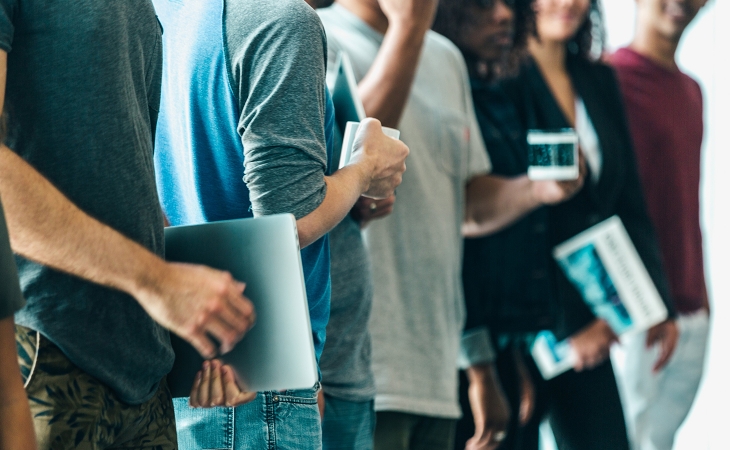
[542,1,729,448]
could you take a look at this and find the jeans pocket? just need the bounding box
[277,383,320,405]
[272,388,322,450]
[173,398,234,450]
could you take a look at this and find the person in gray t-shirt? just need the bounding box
[0,1,256,447]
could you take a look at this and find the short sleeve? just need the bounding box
[458,326,497,368]
[0,199,24,320]
[0,0,17,52]
[225,0,329,219]
[456,48,491,179]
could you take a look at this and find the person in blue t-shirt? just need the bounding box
[152,0,408,448]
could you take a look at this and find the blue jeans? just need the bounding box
[322,395,375,450]
[173,384,322,450]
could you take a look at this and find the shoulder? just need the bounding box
[425,31,466,67]
[681,71,703,98]
[225,0,324,41]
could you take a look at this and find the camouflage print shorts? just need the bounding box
[15,325,177,450]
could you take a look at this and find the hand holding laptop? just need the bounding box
[136,262,256,359]
[188,359,257,408]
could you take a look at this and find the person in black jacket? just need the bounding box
[435,0,679,449]
[434,1,586,449]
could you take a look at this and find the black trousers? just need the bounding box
[454,346,629,450]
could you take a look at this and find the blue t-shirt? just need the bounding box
[154,0,334,362]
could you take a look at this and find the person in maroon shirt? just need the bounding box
[610,1,710,449]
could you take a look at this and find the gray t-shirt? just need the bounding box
[153,0,332,360]
[0,199,23,320]
[319,215,375,401]
[0,0,173,405]
[319,4,491,418]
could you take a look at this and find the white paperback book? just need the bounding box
[532,215,668,379]
[327,52,366,172]
[339,121,401,169]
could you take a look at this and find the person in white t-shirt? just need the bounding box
[318,1,582,448]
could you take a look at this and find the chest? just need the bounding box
[628,79,703,172]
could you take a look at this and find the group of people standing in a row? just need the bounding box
[0,0,710,449]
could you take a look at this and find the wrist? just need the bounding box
[130,251,168,302]
[386,20,428,48]
[349,157,375,196]
[467,363,497,384]
[525,177,544,207]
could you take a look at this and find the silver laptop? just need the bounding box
[164,214,318,397]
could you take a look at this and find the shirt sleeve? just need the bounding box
[0,0,16,53]
[455,48,491,180]
[459,326,497,368]
[0,200,24,320]
[225,0,328,219]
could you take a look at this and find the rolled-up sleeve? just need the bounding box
[226,1,329,219]
[458,326,497,368]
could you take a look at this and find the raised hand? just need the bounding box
[377,0,439,35]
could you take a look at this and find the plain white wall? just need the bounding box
[603,1,729,449]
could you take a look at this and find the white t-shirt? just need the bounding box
[319,4,491,418]
[575,98,603,182]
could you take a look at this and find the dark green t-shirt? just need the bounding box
[0,200,23,320]
[0,0,173,404]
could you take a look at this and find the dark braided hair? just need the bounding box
[433,0,536,80]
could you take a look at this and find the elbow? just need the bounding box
[295,216,321,249]
[462,209,501,238]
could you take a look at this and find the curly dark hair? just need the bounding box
[433,0,536,80]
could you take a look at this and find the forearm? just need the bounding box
[0,319,36,450]
[0,146,166,300]
[296,164,370,247]
[359,23,427,127]
[463,174,541,238]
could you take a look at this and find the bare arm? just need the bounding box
[464,175,542,237]
[0,318,35,450]
[0,51,254,359]
[350,0,439,128]
[464,157,585,237]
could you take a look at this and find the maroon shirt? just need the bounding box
[611,47,705,314]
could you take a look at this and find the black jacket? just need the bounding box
[463,55,675,340]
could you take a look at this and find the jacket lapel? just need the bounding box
[568,57,624,213]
